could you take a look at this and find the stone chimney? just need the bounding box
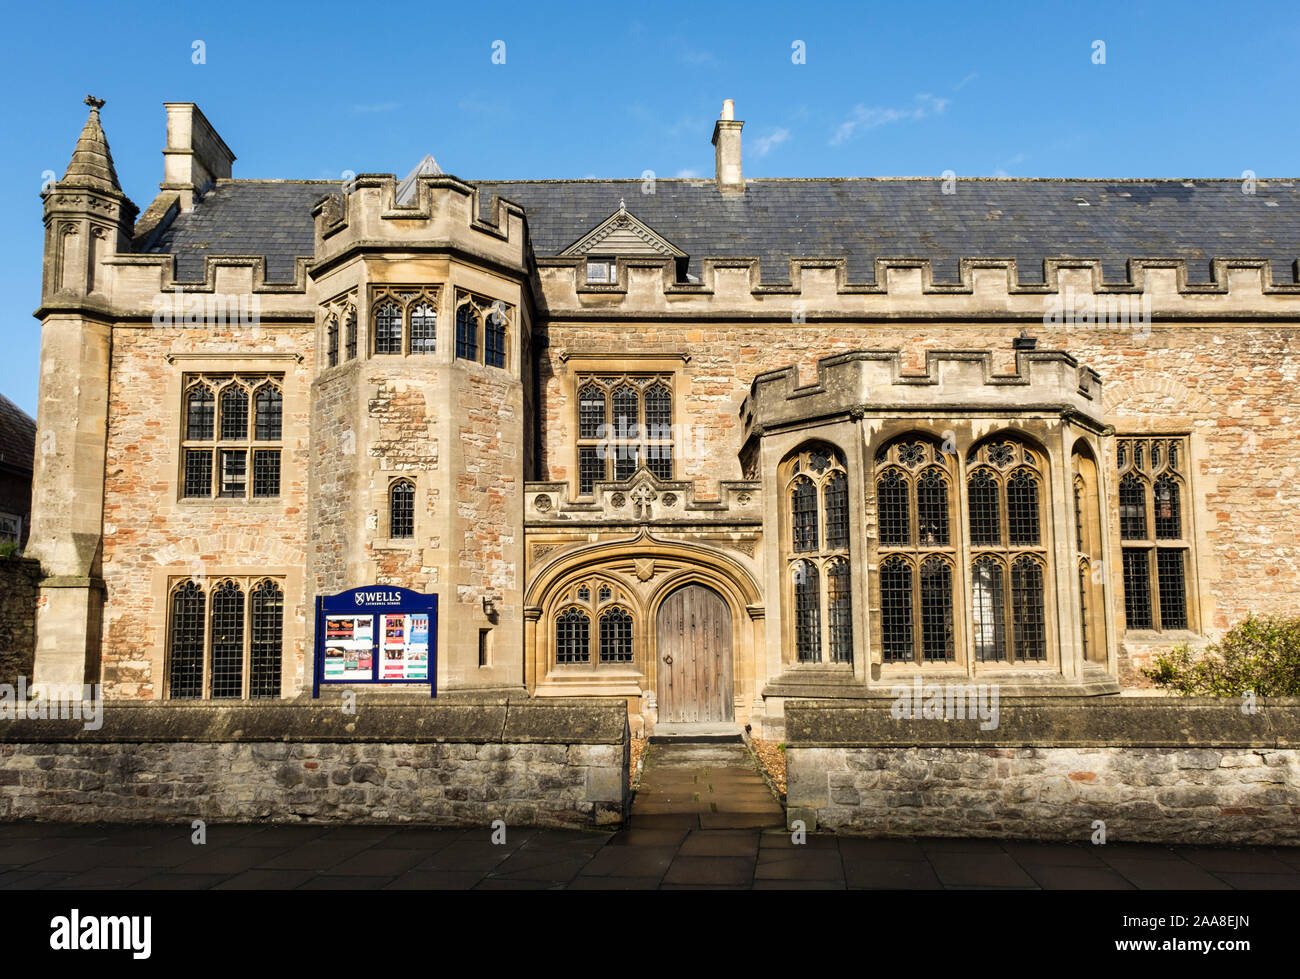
[161,103,235,211]
[712,99,744,195]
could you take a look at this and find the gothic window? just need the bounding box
[966,438,1050,663]
[970,556,1006,662]
[879,555,913,663]
[456,304,479,360]
[784,445,852,665]
[326,315,339,367]
[182,375,283,500]
[367,288,438,358]
[791,477,818,552]
[167,581,206,699]
[599,607,634,663]
[556,608,590,664]
[573,373,675,493]
[389,479,415,539]
[827,558,853,664]
[249,579,284,698]
[824,472,849,550]
[484,305,507,368]
[553,578,636,668]
[185,383,215,441]
[167,576,284,699]
[374,300,403,355]
[344,309,357,360]
[794,560,821,662]
[875,437,958,664]
[1117,436,1193,632]
[211,580,246,698]
[410,302,437,355]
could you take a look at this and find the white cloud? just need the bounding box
[675,168,702,178]
[830,94,950,146]
[752,128,791,158]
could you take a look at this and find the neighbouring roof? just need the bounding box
[147,176,1300,287]
[0,392,36,475]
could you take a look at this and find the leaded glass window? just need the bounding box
[375,301,403,355]
[168,581,205,699]
[875,438,957,665]
[794,560,821,663]
[556,608,590,664]
[573,373,675,491]
[411,302,437,354]
[390,480,415,539]
[1117,435,1194,632]
[168,576,283,700]
[599,607,633,663]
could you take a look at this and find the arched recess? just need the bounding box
[524,531,763,723]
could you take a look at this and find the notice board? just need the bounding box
[314,586,438,697]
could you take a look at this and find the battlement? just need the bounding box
[741,348,1104,438]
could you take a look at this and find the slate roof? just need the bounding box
[148,176,1300,287]
[150,180,339,283]
[0,392,36,476]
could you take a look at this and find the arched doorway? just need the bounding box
[656,584,733,724]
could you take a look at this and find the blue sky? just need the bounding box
[2,0,1297,415]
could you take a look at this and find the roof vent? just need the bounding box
[1013,330,1038,351]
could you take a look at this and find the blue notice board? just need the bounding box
[314,586,438,697]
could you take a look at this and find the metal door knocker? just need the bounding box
[662,654,673,665]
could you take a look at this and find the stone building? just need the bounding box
[27,96,1300,736]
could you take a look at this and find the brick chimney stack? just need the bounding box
[712,99,744,195]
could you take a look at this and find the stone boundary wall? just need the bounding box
[0,556,40,687]
[785,698,1300,845]
[0,698,629,829]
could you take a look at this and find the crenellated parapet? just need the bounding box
[741,348,1105,441]
[532,256,1300,322]
[311,174,531,281]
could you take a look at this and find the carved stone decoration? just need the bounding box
[634,558,656,582]
[532,543,559,561]
[631,484,654,520]
[661,493,677,508]
[737,492,752,505]
[722,538,758,557]
[534,494,552,512]
[610,492,626,508]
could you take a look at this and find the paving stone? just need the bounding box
[754,850,845,881]
[1023,865,1136,889]
[213,868,319,889]
[578,845,675,878]
[678,830,760,858]
[1212,873,1300,890]
[662,856,754,886]
[322,848,429,876]
[928,852,1039,888]
[843,857,943,889]
[1100,857,1232,889]
[254,840,371,870]
[298,875,394,889]
[128,873,235,889]
[383,870,485,889]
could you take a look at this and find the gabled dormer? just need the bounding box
[560,200,688,283]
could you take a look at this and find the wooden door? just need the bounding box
[656,585,734,724]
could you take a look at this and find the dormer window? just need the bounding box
[586,258,616,283]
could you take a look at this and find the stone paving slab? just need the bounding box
[0,822,1296,889]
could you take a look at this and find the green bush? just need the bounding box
[0,541,20,559]
[1142,614,1300,696]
